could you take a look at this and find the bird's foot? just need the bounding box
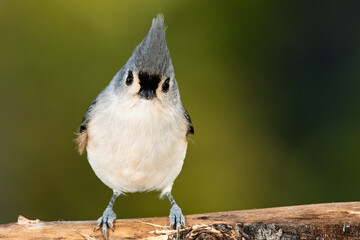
[169,204,185,239]
[94,207,117,240]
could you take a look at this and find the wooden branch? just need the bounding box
[1,202,360,239]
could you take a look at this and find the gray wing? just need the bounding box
[76,98,98,154]
[79,99,98,134]
[184,108,194,135]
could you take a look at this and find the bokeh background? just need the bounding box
[1,1,360,224]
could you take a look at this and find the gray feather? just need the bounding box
[80,99,96,133]
[126,14,174,77]
[184,108,194,135]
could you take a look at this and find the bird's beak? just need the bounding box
[139,89,156,100]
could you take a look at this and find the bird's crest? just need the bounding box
[130,14,173,76]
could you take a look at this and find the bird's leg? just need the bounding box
[94,191,120,240]
[167,193,185,239]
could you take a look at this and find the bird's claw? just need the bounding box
[169,205,185,239]
[108,219,114,232]
[94,207,116,240]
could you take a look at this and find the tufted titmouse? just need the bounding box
[76,14,194,239]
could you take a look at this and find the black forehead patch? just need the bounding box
[138,71,161,92]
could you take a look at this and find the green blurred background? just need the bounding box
[1,1,360,224]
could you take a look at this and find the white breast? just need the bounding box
[86,94,188,195]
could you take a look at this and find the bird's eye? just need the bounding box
[162,77,170,92]
[125,70,133,86]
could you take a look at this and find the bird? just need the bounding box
[76,14,194,239]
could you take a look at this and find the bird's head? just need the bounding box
[114,14,179,105]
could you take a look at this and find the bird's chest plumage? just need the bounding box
[86,98,188,194]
